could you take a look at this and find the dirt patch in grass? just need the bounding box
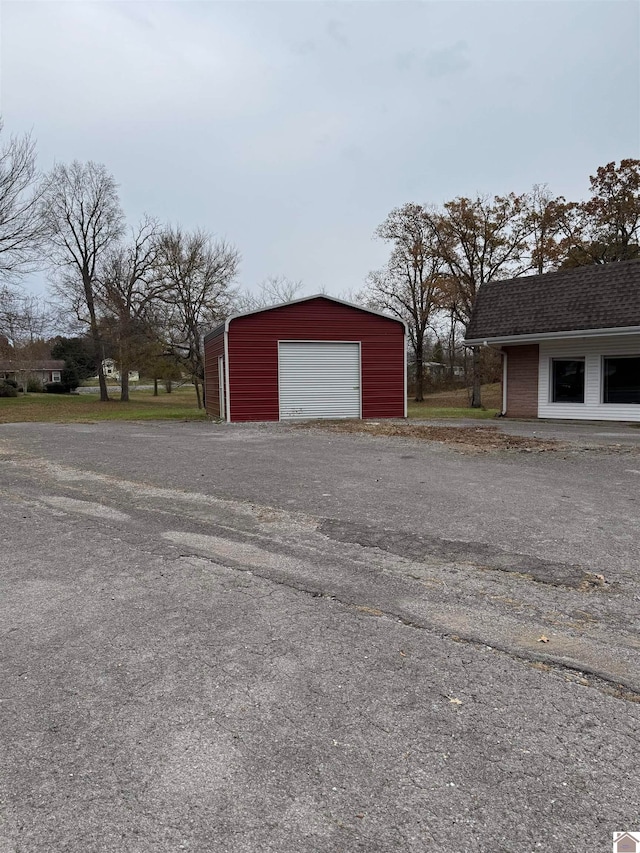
[299,420,562,453]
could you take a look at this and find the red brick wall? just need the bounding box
[504,344,539,418]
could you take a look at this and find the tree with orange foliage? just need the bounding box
[428,194,532,407]
[556,159,640,266]
[365,203,446,402]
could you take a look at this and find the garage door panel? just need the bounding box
[279,342,361,420]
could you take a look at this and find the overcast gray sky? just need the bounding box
[2,0,639,298]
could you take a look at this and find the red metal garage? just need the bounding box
[204,295,406,422]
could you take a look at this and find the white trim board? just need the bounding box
[223,328,231,423]
[465,325,640,347]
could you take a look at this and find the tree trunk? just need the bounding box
[414,343,424,402]
[96,351,109,401]
[165,380,172,394]
[119,325,129,402]
[83,271,109,402]
[470,346,482,408]
[153,378,158,397]
[448,310,456,378]
[194,380,202,409]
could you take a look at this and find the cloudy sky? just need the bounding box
[1,0,639,298]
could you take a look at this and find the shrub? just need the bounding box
[0,380,18,397]
[62,363,81,391]
[45,382,70,394]
[27,378,44,393]
[51,338,98,384]
[3,378,18,389]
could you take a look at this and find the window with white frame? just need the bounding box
[551,359,585,403]
[602,356,640,404]
[52,371,61,383]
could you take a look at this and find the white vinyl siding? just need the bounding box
[278,341,361,420]
[538,334,640,421]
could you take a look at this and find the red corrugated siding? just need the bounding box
[224,298,405,422]
[204,330,224,418]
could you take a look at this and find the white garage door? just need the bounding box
[278,341,361,420]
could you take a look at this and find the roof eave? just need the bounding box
[464,325,640,346]
[203,322,225,344]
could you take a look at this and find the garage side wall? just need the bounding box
[226,299,405,422]
[504,344,539,418]
[204,330,224,418]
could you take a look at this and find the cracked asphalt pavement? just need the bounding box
[1,419,639,852]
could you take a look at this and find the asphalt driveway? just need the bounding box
[1,419,639,852]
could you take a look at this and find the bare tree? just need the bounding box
[0,286,53,348]
[259,274,302,305]
[96,216,164,401]
[156,227,240,408]
[366,203,445,401]
[524,184,566,275]
[429,194,531,407]
[235,275,303,312]
[333,288,366,305]
[40,161,124,401]
[0,120,44,281]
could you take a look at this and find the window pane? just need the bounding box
[552,359,584,403]
[603,357,640,404]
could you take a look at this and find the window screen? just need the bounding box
[603,356,640,404]
[552,359,584,403]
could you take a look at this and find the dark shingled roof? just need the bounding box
[465,259,640,342]
[0,359,65,371]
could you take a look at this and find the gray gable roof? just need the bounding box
[465,259,640,343]
[0,359,65,371]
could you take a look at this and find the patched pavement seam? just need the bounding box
[164,543,640,701]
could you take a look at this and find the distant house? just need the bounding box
[0,359,65,386]
[102,358,118,379]
[424,361,464,379]
[100,359,140,383]
[464,259,640,422]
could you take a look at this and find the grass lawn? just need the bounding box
[407,383,500,419]
[0,386,207,424]
[0,383,500,424]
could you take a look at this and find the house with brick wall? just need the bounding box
[464,259,640,421]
